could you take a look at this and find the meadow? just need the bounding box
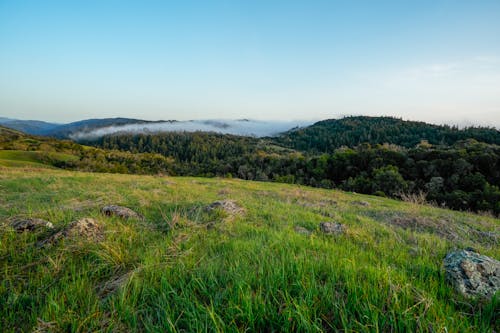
[0,165,498,332]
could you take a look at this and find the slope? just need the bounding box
[0,166,498,332]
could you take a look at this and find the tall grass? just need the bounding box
[0,168,498,332]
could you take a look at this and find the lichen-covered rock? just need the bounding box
[38,218,104,247]
[319,222,345,235]
[10,218,53,232]
[101,205,143,220]
[443,249,500,299]
[205,200,244,215]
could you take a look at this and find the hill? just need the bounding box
[0,117,156,138]
[274,116,500,153]
[44,117,158,138]
[0,116,309,139]
[0,126,175,174]
[0,166,498,331]
[0,117,59,135]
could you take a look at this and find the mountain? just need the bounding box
[274,116,500,153]
[0,116,311,139]
[43,117,158,138]
[0,117,60,135]
[0,116,153,137]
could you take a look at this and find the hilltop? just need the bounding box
[0,166,498,332]
[275,116,500,153]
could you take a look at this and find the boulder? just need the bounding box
[443,249,499,299]
[38,218,104,247]
[353,201,370,207]
[205,200,244,215]
[319,222,345,235]
[101,205,143,220]
[10,218,53,232]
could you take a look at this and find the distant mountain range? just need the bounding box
[1,116,499,149]
[0,117,157,138]
[0,117,312,139]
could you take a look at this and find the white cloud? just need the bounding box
[68,119,315,140]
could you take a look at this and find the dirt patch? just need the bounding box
[389,215,498,246]
[390,216,460,241]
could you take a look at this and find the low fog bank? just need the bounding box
[69,119,314,140]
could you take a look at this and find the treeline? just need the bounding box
[90,132,500,215]
[275,116,500,153]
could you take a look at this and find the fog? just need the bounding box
[69,119,315,140]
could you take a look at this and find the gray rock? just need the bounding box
[294,226,312,236]
[38,218,104,247]
[101,205,143,220]
[443,249,500,299]
[205,200,244,215]
[10,218,53,232]
[353,201,370,207]
[319,222,345,235]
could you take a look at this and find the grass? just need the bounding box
[0,150,78,169]
[0,166,498,332]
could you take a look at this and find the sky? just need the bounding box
[1,0,500,127]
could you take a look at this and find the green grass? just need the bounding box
[0,167,498,332]
[0,150,78,169]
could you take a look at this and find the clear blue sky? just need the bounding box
[1,0,499,126]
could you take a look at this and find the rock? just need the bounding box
[101,205,143,220]
[205,200,244,215]
[38,218,104,247]
[443,249,500,299]
[353,201,370,207]
[294,226,312,236]
[319,222,345,235]
[10,218,53,232]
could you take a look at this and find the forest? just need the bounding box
[2,116,500,215]
[86,117,500,215]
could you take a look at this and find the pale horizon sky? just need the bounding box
[1,1,500,127]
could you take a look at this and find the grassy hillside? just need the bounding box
[0,166,498,332]
[0,126,175,174]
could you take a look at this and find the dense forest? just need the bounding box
[88,128,500,215]
[275,116,500,153]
